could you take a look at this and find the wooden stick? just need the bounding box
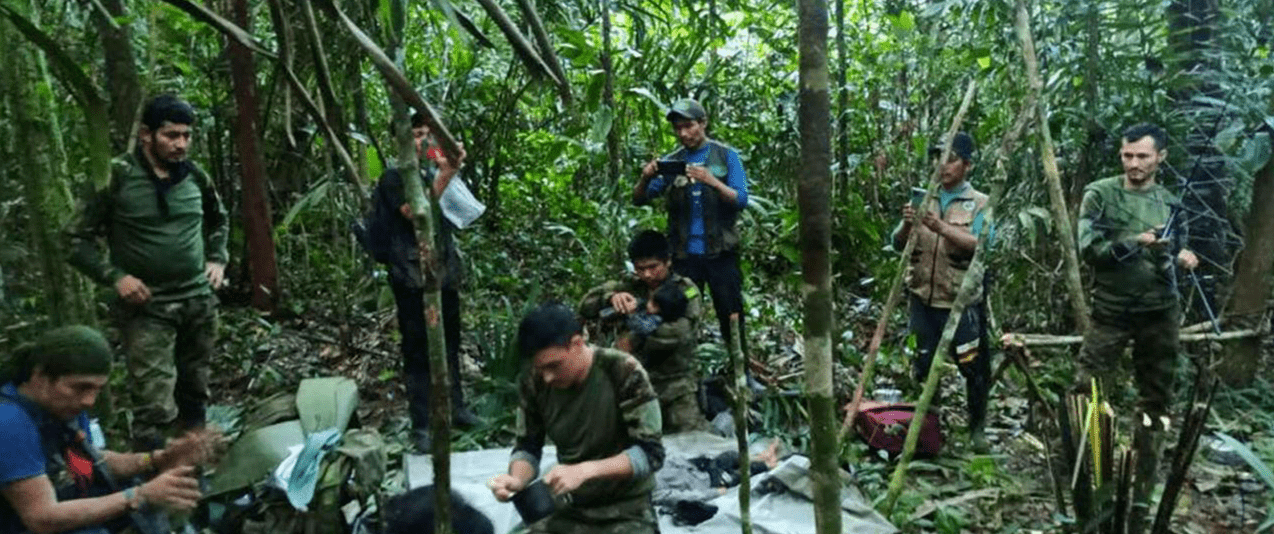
[728,315,753,534]
[1002,328,1263,347]
[840,79,978,447]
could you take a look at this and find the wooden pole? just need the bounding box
[841,79,978,447]
[1013,0,1092,334]
[728,316,752,534]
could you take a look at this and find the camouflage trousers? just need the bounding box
[650,371,707,434]
[528,494,659,534]
[1077,306,1179,417]
[115,294,218,448]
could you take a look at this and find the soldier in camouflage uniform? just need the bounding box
[579,230,707,433]
[488,303,664,533]
[1076,123,1198,528]
[66,94,228,450]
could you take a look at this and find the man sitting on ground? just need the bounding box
[0,326,221,534]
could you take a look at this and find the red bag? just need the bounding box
[853,401,944,458]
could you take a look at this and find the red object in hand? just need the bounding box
[426,146,443,162]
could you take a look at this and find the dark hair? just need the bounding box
[383,486,494,534]
[517,302,582,360]
[650,282,688,323]
[141,94,196,131]
[627,230,671,262]
[411,111,428,129]
[8,326,113,384]
[1122,123,1168,151]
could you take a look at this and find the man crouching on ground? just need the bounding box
[488,303,664,533]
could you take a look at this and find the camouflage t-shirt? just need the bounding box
[511,348,664,508]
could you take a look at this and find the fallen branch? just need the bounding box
[1001,328,1264,347]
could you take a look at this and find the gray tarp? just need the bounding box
[406,432,896,534]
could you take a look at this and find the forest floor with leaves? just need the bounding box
[199,293,1273,533]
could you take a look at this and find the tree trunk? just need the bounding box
[1168,0,1228,335]
[514,0,570,104]
[1220,129,1274,383]
[228,0,278,312]
[797,1,841,533]
[88,0,142,154]
[1014,0,1092,334]
[1072,1,1102,208]
[386,1,453,530]
[601,0,619,184]
[835,0,849,204]
[2,31,89,325]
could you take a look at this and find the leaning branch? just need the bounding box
[472,0,565,89]
[840,80,977,447]
[1014,0,1092,333]
[313,0,463,163]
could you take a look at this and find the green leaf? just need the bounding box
[1237,132,1272,174]
[278,179,332,234]
[893,10,915,33]
[588,104,614,151]
[976,56,991,70]
[1214,432,1274,490]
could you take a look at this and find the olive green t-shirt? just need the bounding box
[1076,176,1178,315]
[512,347,664,508]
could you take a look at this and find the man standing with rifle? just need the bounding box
[0,326,221,534]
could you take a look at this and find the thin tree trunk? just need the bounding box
[601,0,619,183]
[299,0,349,153]
[87,0,142,154]
[835,0,849,203]
[1014,0,1092,334]
[471,0,564,89]
[1220,125,1274,383]
[514,0,570,104]
[797,1,840,532]
[1073,0,1101,208]
[728,317,752,534]
[386,1,453,530]
[228,0,278,312]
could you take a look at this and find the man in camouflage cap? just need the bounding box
[66,94,228,450]
[488,303,664,533]
[579,230,708,433]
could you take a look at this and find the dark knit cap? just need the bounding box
[28,325,114,379]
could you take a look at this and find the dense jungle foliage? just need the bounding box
[2,0,1273,531]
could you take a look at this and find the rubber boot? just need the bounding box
[1128,415,1163,534]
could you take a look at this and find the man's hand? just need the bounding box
[158,429,226,470]
[920,211,945,233]
[205,262,226,290]
[1177,249,1199,270]
[1136,226,1169,250]
[641,159,658,179]
[609,292,638,314]
[685,165,723,189]
[487,474,526,502]
[138,466,202,512]
[543,463,593,495]
[435,145,467,174]
[901,204,916,225]
[116,275,151,304]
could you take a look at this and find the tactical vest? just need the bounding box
[663,141,741,258]
[906,186,989,308]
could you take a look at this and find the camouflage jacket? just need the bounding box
[578,274,702,377]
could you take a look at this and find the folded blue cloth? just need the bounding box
[286,428,343,510]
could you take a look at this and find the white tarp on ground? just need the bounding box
[406,432,896,534]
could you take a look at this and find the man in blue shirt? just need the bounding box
[1,326,218,534]
[633,99,751,366]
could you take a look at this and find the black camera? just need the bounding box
[656,160,687,176]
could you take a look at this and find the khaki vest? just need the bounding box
[906,185,989,308]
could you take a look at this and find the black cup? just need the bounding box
[511,479,557,524]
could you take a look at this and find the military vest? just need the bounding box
[663,141,741,258]
[906,185,989,308]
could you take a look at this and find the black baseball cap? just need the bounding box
[929,131,975,161]
[666,99,707,122]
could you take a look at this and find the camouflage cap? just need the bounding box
[665,99,707,122]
